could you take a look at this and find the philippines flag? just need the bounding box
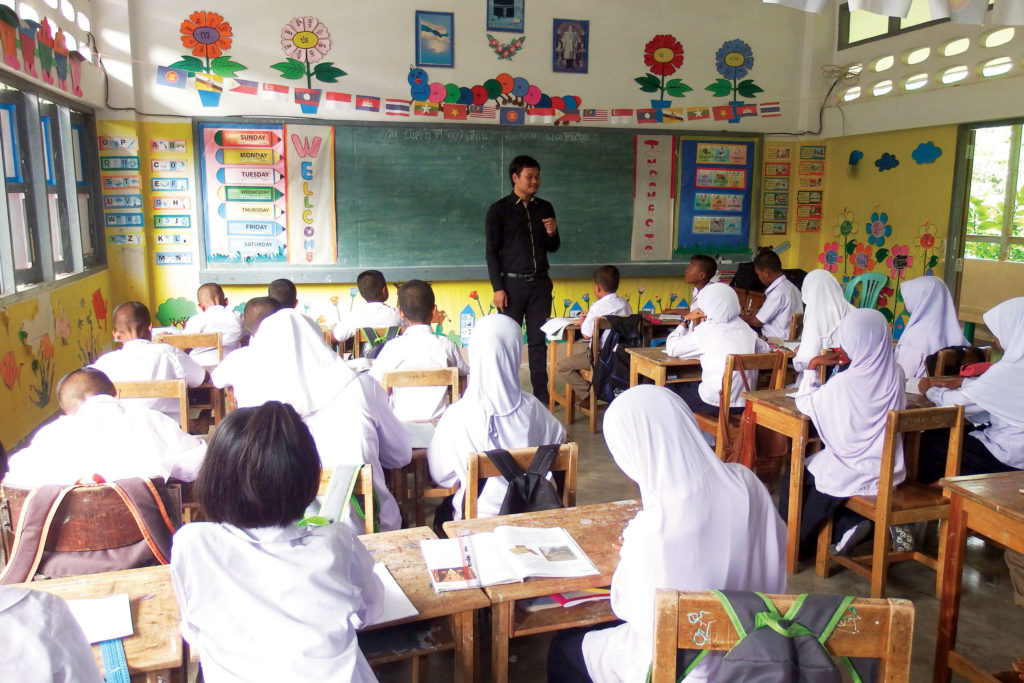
[229,78,258,95]
[323,92,352,110]
[610,108,633,124]
[261,82,290,101]
[468,104,496,119]
[500,107,525,126]
[687,107,710,121]
[385,98,411,117]
[156,66,187,89]
[759,102,782,117]
[581,108,608,122]
[355,95,381,112]
[636,109,658,124]
[527,107,555,124]
[443,104,468,120]
[712,105,736,121]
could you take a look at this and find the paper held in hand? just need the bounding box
[420,526,599,593]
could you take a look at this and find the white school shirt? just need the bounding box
[755,275,803,339]
[334,302,403,342]
[171,522,383,683]
[581,292,632,344]
[90,339,206,422]
[926,383,1024,469]
[182,305,245,366]
[0,586,104,683]
[5,394,207,487]
[369,324,469,422]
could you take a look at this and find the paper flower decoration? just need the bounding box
[818,241,843,273]
[635,34,691,100]
[916,221,942,275]
[272,17,346,89]
[887,245,913,279]
[487,34,525,61]
[0,350,18,388]
[867,211,892,247]
[707,39,762,99]
[172,11,246,77]
[852,243,875,275]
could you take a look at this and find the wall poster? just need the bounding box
[676,138,755,254]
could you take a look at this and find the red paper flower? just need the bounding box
[644,35,684,77]
[0,351,18,388]
[91,289,107,329]
[180,11,233,60]
[469,291,479,299]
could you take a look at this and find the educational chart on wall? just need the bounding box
[761,144,791,236]
[796,145,824,233]
[675,138,755,254]
[198,123,337,265]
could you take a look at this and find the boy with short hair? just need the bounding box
[555,265,631,408]
[369,279,469,421]
[333,270,403,344]
[268,278,323,340]
[740,248,802,339]
[182,283,245,366]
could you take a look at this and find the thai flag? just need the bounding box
[229,78,258,95]
[760,102,782,117]
[385,98,411,117]
[582,108,608,122]
[355,95,381,112]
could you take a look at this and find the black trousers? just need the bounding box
[547,623,624,683]
[917,427,1019,484]
[671,381,744,418]
[778,468,864,561]
[502,275,553,403]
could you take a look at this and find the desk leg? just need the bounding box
[655,366,667,387]
[933,494,967,683]
[630,357,639,387]
[491,600,512,683]
[452,609,476,683]
[786,421,810,574]
[547,340,558,414]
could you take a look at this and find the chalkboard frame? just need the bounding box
[193,116,762,284]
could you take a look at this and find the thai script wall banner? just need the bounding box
[631,134,675,260]
[284,124,337,265]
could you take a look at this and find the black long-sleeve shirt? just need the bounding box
[485,193,561,291]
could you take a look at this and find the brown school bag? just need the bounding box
[721,357,790,488]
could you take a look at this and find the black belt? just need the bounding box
[502,271,547,281]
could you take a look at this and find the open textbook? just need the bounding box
[421,526,598,593]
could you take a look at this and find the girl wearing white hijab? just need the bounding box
[547,385,786,683]
[783,308,907,559]
[918,296,1024,482]
[427,314,566,521]
[894,275,967,379]
[793,270,854,386]
[664,282,770,416]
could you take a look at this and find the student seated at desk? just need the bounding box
[170,401,384,683]
[674,254,717,329]
[793,270,854,387]
[664,283,769,418]
[212,299,411,533]
[917,296,1024,483]
[182,282,245,366]
[90,301,206,424]
[894,275,967,380]
[781,309,907,560]
[428,314,565,523]
[369,279,468,422]
[5,368,206,487]
[739,247,802,339]
[555,265,631,409]
[268,277,324,340]
[334,269,403,346]
[547,386,786,683]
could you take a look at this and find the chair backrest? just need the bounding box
[651,589,915,682]
[843,272,888,309]
[463,442,578,519]
[318,464,375,534]
[716,353,786,445]
[930,345,992,377]
[787,312,803,341]
[380,367,461,405]
[153,332,223,363]
[113,379,189,432]
[880,404,965,490]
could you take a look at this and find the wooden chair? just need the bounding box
[319,464,376,535]
[113,379,189,432]
[380,367,461,405]
[651,589,914,683]
[462,442,578,519]
[351,327,400,359]
[572,317,607,434]
[787,312,804,341]
[930,345,992,377]
[815,405,966,598]
[693,353,786,460]
[154,332,225,427]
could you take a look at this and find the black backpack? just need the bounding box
[924,344,988,376]
[485,444,564,516]
[675,590,879,682]
[360,326,401,360]
[592,314,644,404]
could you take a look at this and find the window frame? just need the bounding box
[964,123,1024,262]
[838,1,950,50]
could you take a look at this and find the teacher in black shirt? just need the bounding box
[485,155,560,405]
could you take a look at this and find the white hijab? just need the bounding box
[464,314,526,428]
[896,276,967,378]
[582,385,786,682]
[963,297,1024,427]
[795,270,854,372]
[692,282,760,350]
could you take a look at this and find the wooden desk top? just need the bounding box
[359,526,489,625]
[14,565,182,675]
[940,471,1024,526]
[443,500,641,603]
[742,388,930,417]
[627,347,700,366]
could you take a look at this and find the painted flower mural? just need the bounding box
[852,243,876,275]
[834,209,858,281]
[635,34,691,101]
[706,39,762,101]
[818,241,843,273]
[886,245,914,279]
[915,221,942,275]
[180,11,233,62]
[866,211,892,247]
[272,17,346,90]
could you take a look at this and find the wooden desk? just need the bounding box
[547,322,580,422]
[15,565,184,683]
[934,471,1024,683]
[444,500,642,683]
[359,527,488,683]
[640,316,683,346]
[626,347,701,387]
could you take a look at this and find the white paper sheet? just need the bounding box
[66,593,134,644]
[366,563,418,626]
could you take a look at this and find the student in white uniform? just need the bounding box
[268,277,325,340]
[170,401,384,683]
[369,279,468,422]
[181,282,245,366]
[895,275,967,380]
[740,248,802,339]
[333,269,403,344]
[547,385,786,683]
[90,301,206,423]
[918,296,1024,482]
[792,270,854,387]
[781,308,907,559]
[5,368,206,487]
[555,265,631,408]
[212,300,411,532]
[676,253,717,328]
[664,283,769,417]
[428,314,566,523]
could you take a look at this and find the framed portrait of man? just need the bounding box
[552,19,588,73]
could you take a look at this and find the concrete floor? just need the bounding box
[374,362,1024,682]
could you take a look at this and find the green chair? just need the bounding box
[844,272,888,309]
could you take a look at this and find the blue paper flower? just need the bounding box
[715,39,754,81]
[867,211,892,247]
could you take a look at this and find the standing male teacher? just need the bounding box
[486,155,560,405]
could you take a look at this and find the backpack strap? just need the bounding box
[107,479,177,565]
[526,444,560,478]
[484,448,526,483]
[0,484,76,584]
